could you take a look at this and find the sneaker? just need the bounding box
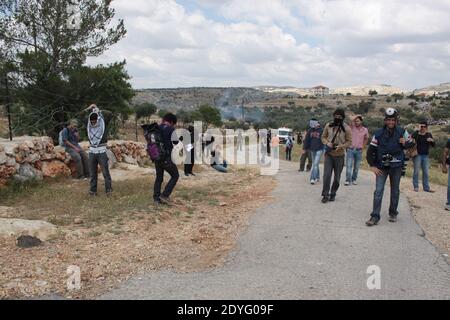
[388,215,397,222]
[321,196,329,203]
[365,217,379,227]
[106,192,112,198]
[89,191,97,197]
[310,180,316,185]
[298,169,304,172]
[315,179,320,183]
[414,188,419,192]
[160,196,172,205]
[344,181,350,186]
[329,195,336,202]
[445,204,450,211]
[190,173,196,176]
[424,190,435,193]
[352,181,358,185]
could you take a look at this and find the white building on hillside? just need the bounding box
[312,85,330,97]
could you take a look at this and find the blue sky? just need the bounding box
[90,0,450,91]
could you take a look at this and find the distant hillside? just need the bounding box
[133,87,300,111]
[413,82,450,96]
[332,84,405,96]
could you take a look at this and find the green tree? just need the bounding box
[369,90,378,96]
[135,103,157,123]
[197,104,222,128]
[0,0,128,139]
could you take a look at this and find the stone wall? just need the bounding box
[0,136,149,186]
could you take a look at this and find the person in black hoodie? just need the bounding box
[153,113,179,205]
[183,125,196,176]
[412,121,435,193]
[86,104,112,196]
[303,119,324,184]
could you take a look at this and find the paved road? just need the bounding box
[101,160,450,299]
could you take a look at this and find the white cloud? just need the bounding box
[88,0,450,90]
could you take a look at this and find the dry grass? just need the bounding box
[0,164,276,299]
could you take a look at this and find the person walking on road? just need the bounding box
[303,119,324,184]
[412,120,436,193]
[442,138,450,211]
[365,108,415,226]
[321,109,352,203]
[345,115,369,186]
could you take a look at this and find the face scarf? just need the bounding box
[87,112,105,147]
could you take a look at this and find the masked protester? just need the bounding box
[442,139,450,211]
[365,108,415,226]
[303,119,324,183]
[320,109,352,203]
[61,119,90,180]
[86,104,112,197]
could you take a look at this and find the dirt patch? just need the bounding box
[0,164,276,299]
[401,177,450,263]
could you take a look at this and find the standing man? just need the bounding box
[442,138,450,211]
[62,119,90,180]
[412,121,435,192]
[345,115,369,186]
[285,134,294,161]
[153,113,179,205]
[321,109,352,203]
[86,105,112,196]
[183,125,196,176]
[237,129,244,152]
[365,108,414,226]
[299,128,312,172]
[303,119,324,184]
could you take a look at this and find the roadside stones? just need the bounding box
[0,218,57,241]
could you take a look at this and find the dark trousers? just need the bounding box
[89,152,112,194]
[184,149,195,174]
[285,147,292,161]
[299,150,312,171]
[154,160,179,201]
[371,167,402,221]
[68,148,90,178]
[322,154,345,197]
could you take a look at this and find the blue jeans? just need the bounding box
[310,149,323,181]
[371,167,402,221]
[212,160,228,173]
[346,148,362,183]
[413,155,430,191]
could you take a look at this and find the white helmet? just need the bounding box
[385,107,399,120]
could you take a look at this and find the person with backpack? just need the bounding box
[150,113,179,205]
[321,109,352,203]
[365,108,415,226]
[412,120,436,193]
[442,139,450,211]
[61,119,90,180]
[86,105,112,196]
[285,134,294,161]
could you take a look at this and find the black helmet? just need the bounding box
[384,107,399,120]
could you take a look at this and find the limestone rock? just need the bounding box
[106,149,117,169]
[0,218,57,241]
[13,163,43,182]
[41,161,71,178]
[0,151,7,165]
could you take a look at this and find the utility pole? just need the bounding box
[5,71,13,141]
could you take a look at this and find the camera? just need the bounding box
[382,154,393,167]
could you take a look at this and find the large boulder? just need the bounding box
[0,166,17,186]
[0,218,57,241]
[41,160,71,178]
[106,149,117,169]
[0,151,6,165]
[13,163,43,182]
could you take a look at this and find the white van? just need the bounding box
[277,127,293,144]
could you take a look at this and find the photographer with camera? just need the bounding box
[365,108,415,226]
[320,109,352,203]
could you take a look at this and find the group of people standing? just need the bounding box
[295,107,448,226]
